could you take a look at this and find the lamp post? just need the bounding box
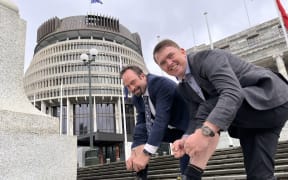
[203,12,214,50]
[80,48,98,149]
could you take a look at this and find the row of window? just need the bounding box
[25,73,121,91]
[32,41,142,70]
[228,24,285,52]
[51,103,135,135]
[28,87,123,100]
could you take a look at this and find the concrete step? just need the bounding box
[77,140,288,180]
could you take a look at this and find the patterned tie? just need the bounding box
[143,96,153,135]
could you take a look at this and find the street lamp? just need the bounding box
[203,12,214,50]
[80,48,98,149]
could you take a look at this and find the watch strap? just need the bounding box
[143,149,152,157]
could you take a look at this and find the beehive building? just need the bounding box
[24,14,148,165]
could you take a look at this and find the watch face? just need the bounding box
[202,127,210,135]
[202,126,215,137]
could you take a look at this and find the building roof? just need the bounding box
[35,14,142,55]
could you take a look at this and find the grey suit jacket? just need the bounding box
[178,49,288,133]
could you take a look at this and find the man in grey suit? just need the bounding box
[153,39,288,180]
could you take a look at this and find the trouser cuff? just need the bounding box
[184,164,204,180]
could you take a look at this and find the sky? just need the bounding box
[11,0,287,75]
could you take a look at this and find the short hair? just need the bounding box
[120,65,144,78]
[153,39,181,62]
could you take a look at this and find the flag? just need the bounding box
[91,0,103,4]
[276,0,288,29]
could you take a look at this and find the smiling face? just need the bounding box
[122,69,147,97]
[154,46,187,79]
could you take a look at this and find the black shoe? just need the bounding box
[135,177,147,180]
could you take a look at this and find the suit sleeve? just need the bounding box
[146,78,177,148]
[197,50,244,130]
[131,97,148,149]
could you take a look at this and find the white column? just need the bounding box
[133,106,137,125]
[274,54,288,79]
[48,106,53,116]
[66,98,74,136]
[41,101,46,113]
[117,98,123,134]
[93,96,97,132]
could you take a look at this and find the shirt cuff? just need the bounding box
[182,134,190,138]
[144,143,158,154]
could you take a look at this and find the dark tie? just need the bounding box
[185,74,205,100]
[143,96,153,135]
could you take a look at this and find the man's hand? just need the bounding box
[132,146,150,172]
[172,138,187,158]
[125,149,136,171]
[126,144,145,171]
[184,128,220,169]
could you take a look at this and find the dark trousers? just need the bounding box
[136,155,190,179]
[136,129,190,178]
[229,100,288,180]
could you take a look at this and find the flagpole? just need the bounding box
[274,0,288,47]
[191,25,196,47]
[203,12,214,50]
[120,56,128,160]
[242,0,251,27]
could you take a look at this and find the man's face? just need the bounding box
[154,46,187,79]
[122,69,147,96]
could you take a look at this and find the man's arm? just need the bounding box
[144,77,177,154]
[131,97,148,148]
[196,49,244,131]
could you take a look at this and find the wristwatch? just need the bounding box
[201,126,215,137]
[143,149,152,157]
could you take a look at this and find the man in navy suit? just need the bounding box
[120,65,190,180]
[153,39,288,180]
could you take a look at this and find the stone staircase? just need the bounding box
[77,140,288,180]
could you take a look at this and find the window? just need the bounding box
[124,103,135,134]
[73,104,89,135]
[96,103,115,133]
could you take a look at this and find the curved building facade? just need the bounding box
[24,14,148,165]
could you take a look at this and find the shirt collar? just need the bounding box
[178,58,191,82]
[143,85,149,97]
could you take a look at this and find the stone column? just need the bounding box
[98,146,104,164]
[115,144,120,161]
[0,1,77,179]
[48,106,53,116]
[116,97,123,134]
[274,53,288,79]
[67,97,74,135]
[41,100,46,113]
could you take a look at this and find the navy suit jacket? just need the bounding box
[178,49,288,133]
[131,74,190,148]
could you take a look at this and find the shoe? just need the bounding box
[181,174,188,180]
[135,177,147,180]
